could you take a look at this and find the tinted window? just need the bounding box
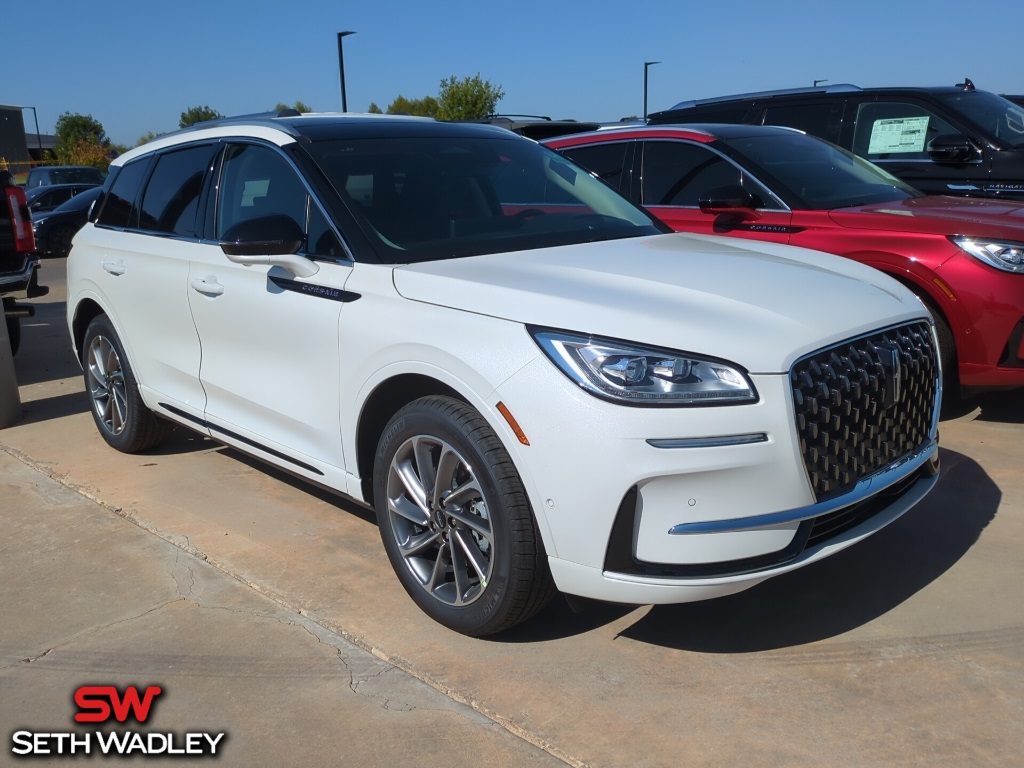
[853,102,958,160]
[719,133,918,209]
[934,90,1024,147]
[763,102,837,140]
[96,159,151,229]
[217,144,308,239]
[561,142,630,191]
[304,136,663,263]
[30,187,73,211]
[641,141,761,207]
[139,144,217,237]
[218,143,344,259]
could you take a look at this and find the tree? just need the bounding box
[367,102,383,114]
[179,105,223,129]
[134,131,163,147]
[53,113,109,167]
[434,74,504,121]
[273,101,312,114]
[386,95,439,117]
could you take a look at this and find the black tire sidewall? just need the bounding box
[81,315,167,453]
[373,397,526,636]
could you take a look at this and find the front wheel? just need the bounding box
[82,315,173,453]
[373,396,554,636]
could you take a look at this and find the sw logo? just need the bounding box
[10,684,226,757]
[74,685,163,723]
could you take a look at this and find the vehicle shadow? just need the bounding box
[12,295,81,387]
[499,447,996,649]
[941,388,1024,424]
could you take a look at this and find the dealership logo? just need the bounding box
[10,685,226,758]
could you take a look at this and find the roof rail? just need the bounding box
[166,109,306,140]
[664,83,861,111]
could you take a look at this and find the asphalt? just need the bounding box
[2,258,1023,768]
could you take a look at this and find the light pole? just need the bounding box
[27,107,43,155]
[644,61,661,121]
[337,31,356,112]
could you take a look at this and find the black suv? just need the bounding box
[649,80,1024,200]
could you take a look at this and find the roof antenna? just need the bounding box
[956,77,975,91]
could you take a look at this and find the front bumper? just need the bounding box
[494,358,939,606]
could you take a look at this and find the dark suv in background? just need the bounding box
[25,165,106,189]
[649,80,1024,200]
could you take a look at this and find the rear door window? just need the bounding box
[138,144,218,237]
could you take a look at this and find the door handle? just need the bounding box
[102,261,126,276]
[190,277,224,296]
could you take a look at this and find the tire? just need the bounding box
[4,316,19,356]
[373,396,555,636]
[82,315,173,452]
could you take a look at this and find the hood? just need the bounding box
[392,233,926,373]
[831,195,1024,239]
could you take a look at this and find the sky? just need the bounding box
[7,0,1024,148]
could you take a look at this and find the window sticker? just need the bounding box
[867,116,930,154]
[240,179,270,207]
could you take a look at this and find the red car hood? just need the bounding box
[830,196,1024,239]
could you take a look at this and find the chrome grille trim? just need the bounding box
[667,439,938,535]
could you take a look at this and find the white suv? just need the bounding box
[66,113,941,636]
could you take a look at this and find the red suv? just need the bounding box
[545,125,1024,393]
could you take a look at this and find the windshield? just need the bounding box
[933,90,1024,148]
[721,133,921,209]
[303,135,665,263]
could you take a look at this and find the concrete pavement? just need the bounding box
[2,258,1023,767]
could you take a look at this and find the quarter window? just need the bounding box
[138,144,217,237]
[95,158,151,229]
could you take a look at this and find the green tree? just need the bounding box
[134,131,163,147]
[273,101,312,114]
[434,74,504,121]
[367,102,383,114]
[386,95,439,117]
[53,112,109,166]
[179,105,223,128]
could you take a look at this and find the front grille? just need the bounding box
[791,321,938,502]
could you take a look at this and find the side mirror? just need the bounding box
[219,214,319,278]
[928,134,977,162]
[698,185,762,220]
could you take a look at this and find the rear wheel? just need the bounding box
[82,315,173,452]
[373,396,554,636]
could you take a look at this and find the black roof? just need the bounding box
[651,81,986,121]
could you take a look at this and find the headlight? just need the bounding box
[951,236,1024,273]
[530,328,757,406]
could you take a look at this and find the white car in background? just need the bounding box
[66,113,941,636]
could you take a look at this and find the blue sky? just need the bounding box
[8,0,1024,147]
